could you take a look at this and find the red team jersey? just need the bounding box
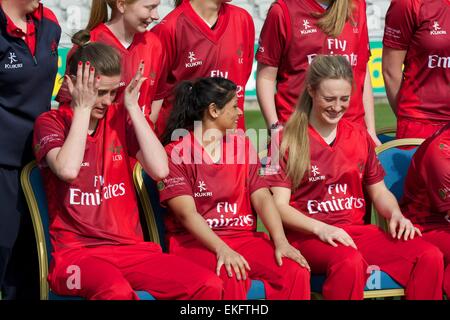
[151,0,255,133]
[33,104,143,252]
[401,124,450,231]
[57,23,163,118]
[265,120,385,230]
[158,133,267,238]
[256,0,370,126]
[383,0,450,122]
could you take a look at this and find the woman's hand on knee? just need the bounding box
[274,239,310,271]
[215,245,251,281]
[316,224,357,250]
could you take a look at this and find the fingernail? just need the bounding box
[90,67,94,72]
[97,76,100,80]
[86,61,90,65]
[78,61,82,66]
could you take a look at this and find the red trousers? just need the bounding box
[421,227,450,296]
[288,225,444,300]
[168,231,311,300]
[396,118,446,139]
[48,242,223,300]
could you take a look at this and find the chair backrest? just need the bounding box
[376,126,397,144]
[133,163,168,252]
[20,161,51,300]
[372,139,424,230]
[375,138,424,201]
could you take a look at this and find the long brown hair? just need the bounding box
[86,0,139,31]
[314,0,355,37]
[281,55,353,189]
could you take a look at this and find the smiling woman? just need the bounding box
[266,55,445,300]
[56,0,164,125]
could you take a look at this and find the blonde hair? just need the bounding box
[86,0,138,31]
[313,0,355,37]
[281,55,354,189]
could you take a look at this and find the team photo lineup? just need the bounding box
[0,0,449,302]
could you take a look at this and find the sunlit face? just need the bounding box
[123,0,160,33]
[213,95,241,132]
[89,75,121,120]
[308,78,352,127]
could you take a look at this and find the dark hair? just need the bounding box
[68,31,121,77]
[174,0,183,7]
[161,77,237,145]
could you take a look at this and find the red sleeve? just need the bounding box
[383,0,420,50]
[33,112,66,165]
[247,140,269,194]
[363,133,386,186]
[423,139,450,212]
[255,2,288,67]
[245,11,255,82]
[151,22,176,101]
[158,145,194,205]
[151,40,165,104]
[357,0,371,66]
[125,119,140,158]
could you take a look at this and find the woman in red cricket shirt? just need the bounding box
[158,77,311,300]
[33,40,223,300]
[256,0,380,145]
[57,0,163,123]
[382,0,450,139]
[151,0,255,135]
[266,55,444,300]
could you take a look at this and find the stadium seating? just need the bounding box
[133,163,267,300]
[20,161,155,300]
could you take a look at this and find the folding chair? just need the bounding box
[20,161,155,300]
[133,163,266,300]
[373,138,425,230]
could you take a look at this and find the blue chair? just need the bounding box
[20,161,155,300]
[377,126,397,144]
[133,163,266,300]
[373,138,425,230]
